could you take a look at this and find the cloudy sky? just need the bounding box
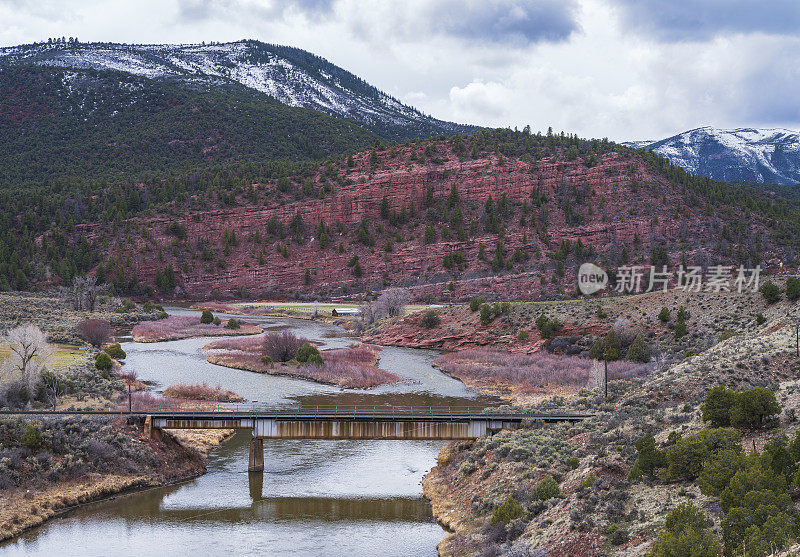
[1,0,799,141]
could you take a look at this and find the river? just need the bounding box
[2,310,496,556]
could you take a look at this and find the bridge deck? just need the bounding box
[0,408,594,423]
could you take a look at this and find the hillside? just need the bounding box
[0,39,474,142]
[626,127,800,186]
[420,291,800,555]
[64,129,800,300]
[0,63,380,188]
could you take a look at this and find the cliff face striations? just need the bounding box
[88,137,794,300]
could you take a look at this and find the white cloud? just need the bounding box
[449,81,514,120]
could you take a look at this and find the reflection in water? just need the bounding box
[2,312,495,556]
[3,433,446,556]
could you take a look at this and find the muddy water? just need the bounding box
[2,310,497,556]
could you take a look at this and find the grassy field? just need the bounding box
[0,344,86,371]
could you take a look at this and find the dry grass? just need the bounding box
[0,344,85,371]
[0,474,153,541]
[166,429,235,456]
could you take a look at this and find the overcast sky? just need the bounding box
[1,0,799,141]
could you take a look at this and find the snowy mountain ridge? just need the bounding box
[0,39,472,140]
[625,126,800,185]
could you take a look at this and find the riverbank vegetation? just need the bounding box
[162,383,244,403]
[131,314,262,342]
[0,416,207,542]
[203,333,400,388]
[434,349,651,401]
[0,291,161,345]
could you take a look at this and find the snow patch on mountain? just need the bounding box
[0,40,469,139]
[625,126,800,185]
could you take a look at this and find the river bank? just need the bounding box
[0,420,233,543]
[0,291,162,345]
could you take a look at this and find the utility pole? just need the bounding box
[793,314,800,358]
[603,350,608,400]
[794,317,800,358]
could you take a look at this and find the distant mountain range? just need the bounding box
[625,127,800,185]
[0,39,473,141]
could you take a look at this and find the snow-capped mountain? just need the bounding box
[625,127,800,185]
[0,39,472,140]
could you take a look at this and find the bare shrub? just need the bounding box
[162,383,244,402]
[262,331,308,362]
[127,391,180,411]
[42,371,66,410]
[204,335,265,352]
[323,346,378,364]
[77,319,112,348]
[86,439,115,461]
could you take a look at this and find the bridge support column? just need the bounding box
[248,438,264,472]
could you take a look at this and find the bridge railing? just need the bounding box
[0,406,595,422]
[133,402,593,420]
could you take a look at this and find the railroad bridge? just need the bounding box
[142,406,593,472]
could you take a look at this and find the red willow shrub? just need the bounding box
[125,391,181,411]
[322,346,379,365]
[293,361,399,389]
[434,349,651,390]
[77,318,113,347]
[262,331,308,362]
[125,390,237,411]
[204,335,265,352]
[162,383,244,403]
[132,316,207,340]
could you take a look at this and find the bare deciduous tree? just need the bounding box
[1,325,53,399]
[613,317,637,346]
[358,287,411,327]
[67,275,100,312]
[43,371,66,410]
[376,288,410,318]
[262,332,308,362]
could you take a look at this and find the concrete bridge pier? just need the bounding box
[144,416,163,441]
[248,437,264,473]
